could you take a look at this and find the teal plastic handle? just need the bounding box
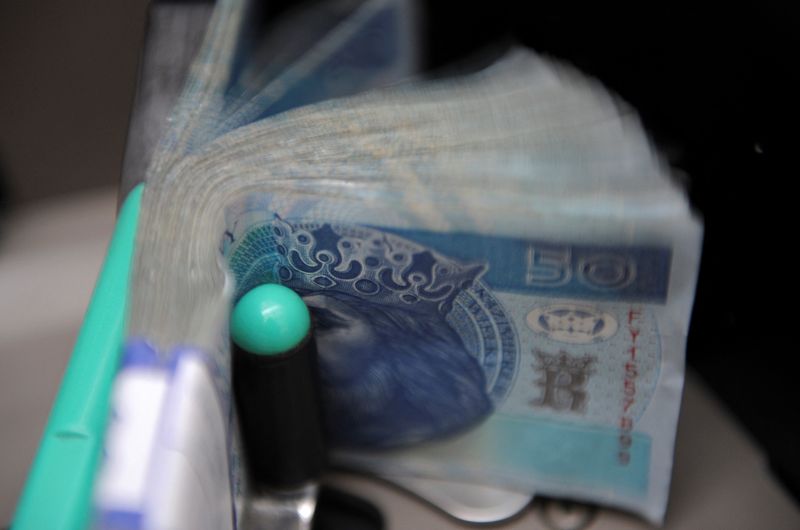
[12,185,144,530]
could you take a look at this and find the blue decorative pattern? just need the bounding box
[227,216,520,449]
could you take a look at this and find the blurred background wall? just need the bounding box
[0,0,149,204]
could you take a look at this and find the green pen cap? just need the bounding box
[230,283,311,355]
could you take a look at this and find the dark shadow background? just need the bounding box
[421,5,800,502]
[1,0,797,506]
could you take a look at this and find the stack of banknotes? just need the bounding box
[94,0,703,527]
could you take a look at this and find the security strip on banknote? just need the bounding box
[93,0,702,527]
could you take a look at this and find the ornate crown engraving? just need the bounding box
[267,216,488,315]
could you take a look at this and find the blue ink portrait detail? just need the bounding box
[227,216,519,449]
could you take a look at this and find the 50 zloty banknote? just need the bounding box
[94,0,702,527]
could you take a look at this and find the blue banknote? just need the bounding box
[152,0,418,170]
[214,0,418,134]
[100,0,702,525]
[222,201,699,522]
